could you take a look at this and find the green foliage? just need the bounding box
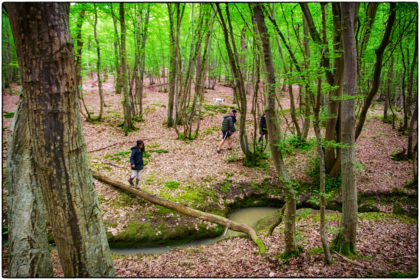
[388,272,418,278]
[164,181,181,189]
[307,157,342,193]
[391,150,409,161]
[202,104,231,114]
[224,154,240,162]
[3,111,14,119]
[104,150,130,162]
[355,161,366,171]
[278,135,315,156]
[308,247,324,254]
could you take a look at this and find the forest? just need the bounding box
[1,2,418,277]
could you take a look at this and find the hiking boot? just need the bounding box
[227,147,232,150]
[217,149,222,154]
[128,177,134,186]
[135,185,140,190]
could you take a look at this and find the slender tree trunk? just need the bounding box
[331,3,358,256]
[301,13,311,140]
[7,3,114,276]
[384,57,394,121]
[110,4,122,94]
[216,3,252,162]
[74,8,90,120]
[408,101,418,158]
[312,64,332,264]
[94,3,104,120]
[137,4,150,120]
[252,3,297,255]
[355,3,396,140]
[120,3,133,134]
[6,98,53,277]
[357,3,378,80]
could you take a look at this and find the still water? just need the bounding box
[112,207,278,255]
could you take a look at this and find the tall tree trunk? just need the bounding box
[408,101,418,158]
[2,16,11,91]
[94,3,104,120]
[384,57,394,121]
[7,3,114,276]
[137,4,150,120]
[312,60,333,264]
[110,4,122,94]
[357,3,379,80]
[301,13,311,140]
[167,3,184,127]
[6,98,53,277]
[120,3,133,134]
[331,3,358,256]
[355,3,396,140]
[74,8,90,120]
[216,3,252,163]
[252,3,298,255]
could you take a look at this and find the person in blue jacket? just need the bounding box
[128,140,145,189]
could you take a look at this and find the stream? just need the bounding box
[111,207,278,255]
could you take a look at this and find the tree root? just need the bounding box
[91,170,266,254]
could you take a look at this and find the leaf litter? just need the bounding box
[1,78,417,277]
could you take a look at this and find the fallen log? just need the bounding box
[91,170,266,253]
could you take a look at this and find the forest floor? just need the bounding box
[1,77,417,277]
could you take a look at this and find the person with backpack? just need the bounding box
[128,139,145,189]
[217,109,237,154]
[258,113,267,142]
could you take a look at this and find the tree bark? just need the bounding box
[312,64,333,264]
[110,4,122,94]
[331,3,358,256]
[120,3,133,134]
[91,170,265,253]
[94,3,104,120]
[357,3,378,80]
[355,3,396,140]
[408,101,418,158]
[6,98,53,277]
[216,3,252,163]
[74,8,90,120]
[252,3,297,255]
[7,3,114,276]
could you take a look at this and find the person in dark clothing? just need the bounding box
[128,140,145,189]
[259,113,267,142]
[217,109,237,154]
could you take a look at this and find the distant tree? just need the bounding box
[93,3,104,120]
[7,3,114,276]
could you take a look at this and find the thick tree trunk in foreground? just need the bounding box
[331,3,358,256]
[6,99,53,277]
[92,171,265,253]
[7,3,114,277]
[252,3,297,255]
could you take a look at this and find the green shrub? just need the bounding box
[279,135,315,155]
[307,157,341,193]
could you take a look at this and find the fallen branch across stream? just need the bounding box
[91,170,266,253]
